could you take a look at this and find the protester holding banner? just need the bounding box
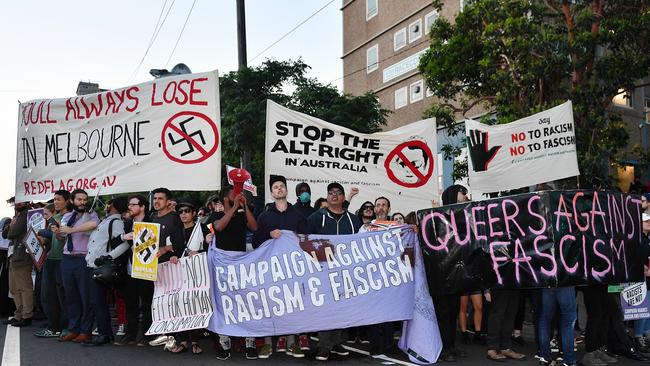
[147,187,184,348]
[427,184,470,362]
[537,286,578,366]
[34,190,70,338]
[633,213,650,352]
[83,196,130,346]
[114,194,153,347]
[295,182,316,218]
[307,182,361,361]
[252,175,310,359]
[167,202,211,355]
[212,185,259,360]
[3,201,33,327]
[58,189,100,343]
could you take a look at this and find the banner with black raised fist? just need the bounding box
[464,101,579,193]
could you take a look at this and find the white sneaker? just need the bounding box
[92,328,99,336]
[164,337,176,351]
[116,324,125,336]
[149,335,170,346]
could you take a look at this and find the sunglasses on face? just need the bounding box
[328,190,343,196]
[178,209,193,214]
[363,205,374,210]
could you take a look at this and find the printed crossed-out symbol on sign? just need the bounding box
[167,117,206,157]
[384,140,434,188]
[161,111,220,164]
[136,228,156,264]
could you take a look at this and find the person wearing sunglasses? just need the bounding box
[307,182,362,361]
[167,202,212,355]
[356,201,375,225]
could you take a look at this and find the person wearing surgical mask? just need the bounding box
[294,182,316,218]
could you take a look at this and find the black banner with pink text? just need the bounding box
[417,191,647,294]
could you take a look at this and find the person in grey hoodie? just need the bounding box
[83,196,130,346]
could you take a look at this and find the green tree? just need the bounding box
[420,0,650,189]
[220,59,389,188]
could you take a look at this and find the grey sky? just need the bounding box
[0,0,342,216]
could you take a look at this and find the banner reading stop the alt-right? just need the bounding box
[264,100,438,214]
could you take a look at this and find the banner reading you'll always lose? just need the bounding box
[16,70,221,202]
[265,100,438,214]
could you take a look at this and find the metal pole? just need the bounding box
[236,0,247,70]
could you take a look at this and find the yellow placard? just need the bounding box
[131,222,160,281]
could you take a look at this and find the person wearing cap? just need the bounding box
[253,175,309,359]
[307,182,362,361]
[294,182,316,218]
[83,196,130,346]
[168,202,212,355]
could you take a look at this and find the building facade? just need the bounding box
[342,0,649,191]
[342,0,472,130]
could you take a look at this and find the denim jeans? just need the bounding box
[87,267,112,337]
[538,287,576,364]
[41,259,67,332]
[61,256,93,334]
[634,318,650,337]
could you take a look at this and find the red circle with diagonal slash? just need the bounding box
[161,111,219,164]
[384,140,434,188]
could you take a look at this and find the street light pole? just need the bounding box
[236,0,247,70]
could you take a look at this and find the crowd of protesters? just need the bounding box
[2,175,650,366]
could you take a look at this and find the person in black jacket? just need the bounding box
[294,182,316,218]
[307,182,361,361]
[254,175,309,359]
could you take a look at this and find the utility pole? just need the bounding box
[236,0,247,70]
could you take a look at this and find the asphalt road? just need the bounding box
[0,319,646,366]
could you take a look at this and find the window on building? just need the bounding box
[366,0,378,20]
[394,28,406,51]
[410,80,424,102]
[645,98,650,123]
[424,10,439,35]
[460,0,475,11]
[366,44,378,73]
[395,87,408,109]
[613,88,633,108]
[426,86,434,98]
[409,19,422,43]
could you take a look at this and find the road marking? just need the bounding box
[2,322,20,366]
[310,336,419,366]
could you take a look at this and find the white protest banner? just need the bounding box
[16,71,221,202]
[265,100,438,214]
[465,101,579,193]
[147,252,213,335]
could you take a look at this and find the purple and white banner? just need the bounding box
[207,226,442,363]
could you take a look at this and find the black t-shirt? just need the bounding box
[150,211,183,263]
[212,210,247,252]
[182,223,211,253]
